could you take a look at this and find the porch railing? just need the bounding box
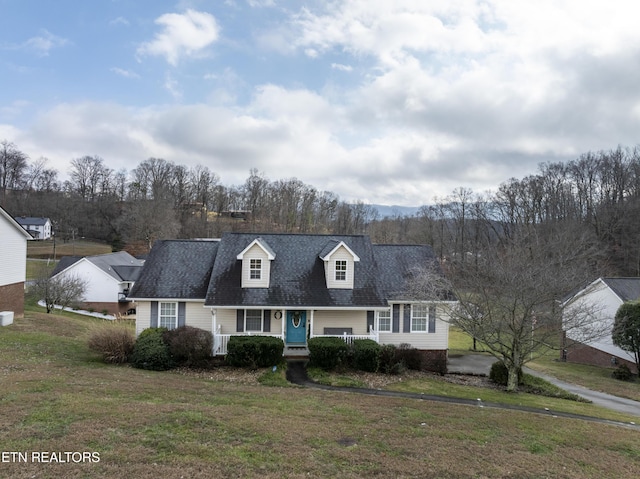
[212,327,285,356]
[212,326,379,356]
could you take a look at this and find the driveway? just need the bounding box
[448,354,640,417]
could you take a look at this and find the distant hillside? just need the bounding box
[372,204,422,218]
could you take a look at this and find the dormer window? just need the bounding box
[335,260,347,281]
[320,240,360,289]
[237,238,275,288]
[250,259,262,280]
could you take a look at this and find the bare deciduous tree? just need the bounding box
[30,265,88,314]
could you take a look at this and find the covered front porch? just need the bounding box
[211,307,379,356]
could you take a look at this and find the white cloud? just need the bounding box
[3,29,69,56]
[331,63,353,72]
[110,67,140,79]
[137,9,220,65]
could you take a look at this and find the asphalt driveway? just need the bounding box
[448,353,640,417]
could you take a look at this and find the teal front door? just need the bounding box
[286,310,307,344]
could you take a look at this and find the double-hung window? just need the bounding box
[245,310,263,332]
[335,260,347,281]
[411,304,428,332]
[159,302,178,329]
[377,309,391,332]
[249,259,262,280]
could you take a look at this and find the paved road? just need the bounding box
[448,354,640,417]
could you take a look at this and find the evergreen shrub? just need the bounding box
[226,336,284,368]
[130,327,173,371]
[308,337,348,370]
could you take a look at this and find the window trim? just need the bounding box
[249,258,262,280]
[159,301,178,330]
[245,309,264,332]
[411,304,429,333]
[335,260,347,281]
[377,309,391,332]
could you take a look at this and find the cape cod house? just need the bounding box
[50,251,144,316]
[0,205,32,318]
[562,277,639,373]
[129,233,455,367]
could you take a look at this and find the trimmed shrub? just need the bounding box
[226,336,284,368]
[395,343,423,371]
[489,360,523,386]
[352,339,381,372]
[308,337,348,370]
[612,363,634,381]
[163,326,213,367]
[130,327,173,371]
[88,324,135,364]
[378,344,405,375]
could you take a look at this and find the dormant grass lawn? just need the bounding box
[1,312,640,478]
[27,239,111,260]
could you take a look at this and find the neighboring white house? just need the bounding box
[14,216,52,240]
[562,277,639,373]
[50,251,144,315]
[0,205,33,317]
[129,233,457,372]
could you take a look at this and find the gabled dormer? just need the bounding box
[237,238,275,288]
[319,240,360,289]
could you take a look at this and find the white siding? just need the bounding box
[55,260,119,303]
[380,304,450,350]
[324,247,355,289]
[0,216,27,286]
[136,302,151,335]
[313,310,367,334]
[240,244,271,288]
[565,281,636,362]
[186,303,212,332]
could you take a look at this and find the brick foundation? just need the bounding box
[563,339,637,374]
[0,282,25,318]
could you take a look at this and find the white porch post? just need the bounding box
[281,309,286,343]
[309,309,314,339]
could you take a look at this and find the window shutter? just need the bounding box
[263,309,271,332]
[403,304,411,333]
[178,302,186,327]
[366,311,374,332]
[392,304,400,333]
[236,309,244,332]
[150,301,158,328]
[428,305,436,333]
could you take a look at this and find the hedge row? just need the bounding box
[308,338,443,374]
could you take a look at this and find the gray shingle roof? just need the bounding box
[601,278,640,302]
[51,251,144,282]
[14,216,49,226]
[129,233,450,307]
[128,240,220,299]
[205,233,384,307]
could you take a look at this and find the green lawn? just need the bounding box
[1,309,640,478]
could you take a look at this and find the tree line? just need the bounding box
[2,138,640,277]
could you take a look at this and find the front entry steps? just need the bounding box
[283,345,309,358]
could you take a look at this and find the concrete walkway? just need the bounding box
[448,354,640,417]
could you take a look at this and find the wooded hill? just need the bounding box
[2,139,639,277]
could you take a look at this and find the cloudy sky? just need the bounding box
[2,1,640,206]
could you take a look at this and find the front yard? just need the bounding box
[1,309,639,478]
